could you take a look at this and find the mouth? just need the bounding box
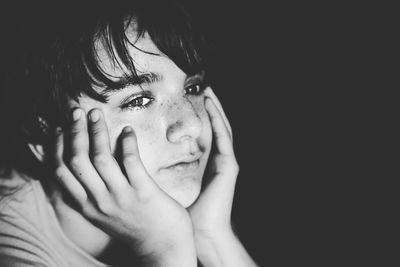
[165,159,200,172]
[162,151,203,173]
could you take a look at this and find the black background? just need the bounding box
[0,1,389,266]
[196,2,356,265]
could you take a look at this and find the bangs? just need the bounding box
[52,1,208,103]
[1,0,209,168]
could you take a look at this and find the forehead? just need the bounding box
[93,26,166,78]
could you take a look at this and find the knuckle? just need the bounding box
[228,157,239,171]
[69,155,86,170]
[219,157,240,174]
[96,199,113,215]
[122,154,136,166]
[90,124,105,137]
[54,166,67,179]
[115,195,133,210]
[81,202,96,218]
[70,125,83,136]
[92,153,111,167]
[232,161,240,174]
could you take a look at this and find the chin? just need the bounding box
[161,178,202,208]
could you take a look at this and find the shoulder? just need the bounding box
[0,168,39,210]
[0,169,109,267]
[0,168,51,241]
[0,169,60,243]
[0,169,58,266]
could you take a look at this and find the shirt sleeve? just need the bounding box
[0,234,50,267]
[0,248,47,267]
[0,208,59,267]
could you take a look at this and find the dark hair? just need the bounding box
[0,0,209,172]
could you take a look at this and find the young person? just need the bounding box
[0,1,258,266]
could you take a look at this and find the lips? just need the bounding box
[162,151,203,172]
[166,160,200,172]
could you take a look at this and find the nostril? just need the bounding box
[166,114,202,144]
[165,97,203,143]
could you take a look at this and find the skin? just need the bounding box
[70,32,213,208]
[48,28,257,266]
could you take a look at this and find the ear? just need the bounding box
[28,143,46,162]
[27,115,50,163]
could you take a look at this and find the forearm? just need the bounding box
[195,228,258,267]
[140,243,197,267]
[138,225,198,267]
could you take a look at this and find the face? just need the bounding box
[70,30,212,208]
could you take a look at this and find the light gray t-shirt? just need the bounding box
[0,170,108,267]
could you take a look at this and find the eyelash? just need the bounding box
[121,83,206,111]
[121,93,154,111]
[184,83,206,96]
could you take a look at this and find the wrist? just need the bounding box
[194,226,236,266]
[136,217,198,266]
[195,226,258,267]
[139,231,197,267]
[140,238,197,267]
[193,223,234,243]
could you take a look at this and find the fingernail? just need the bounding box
[123,126,133,134]
[89,109,100,123]
[72,109,82,121]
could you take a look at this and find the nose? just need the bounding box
[166,98,202,144]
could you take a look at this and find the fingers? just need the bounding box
[205,88,233,141]
[54,127,88,204]
[67,108,109,200]
[205,97,235,156]
[54,107,155,206]
[120,126,154,190]
[88,109,128,193]
[88,109,111,157]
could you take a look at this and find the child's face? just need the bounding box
[69,32,212,208]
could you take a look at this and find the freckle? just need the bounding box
[141,122,153,132]
[167,101,174,109]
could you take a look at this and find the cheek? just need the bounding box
[105,113,164,178]
[105,113,159,153]
[190,96,207,121]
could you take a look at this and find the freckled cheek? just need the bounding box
[105,114,160,156]
[190,97,207,119]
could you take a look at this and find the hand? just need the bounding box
[53,108,196,264]
[188,88,238,239]
[188,89,258,267]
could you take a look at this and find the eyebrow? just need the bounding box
[100,72,163,96]
[186,71,206,83]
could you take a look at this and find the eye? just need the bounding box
[184,84,205,96]
[121,95,154,111]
